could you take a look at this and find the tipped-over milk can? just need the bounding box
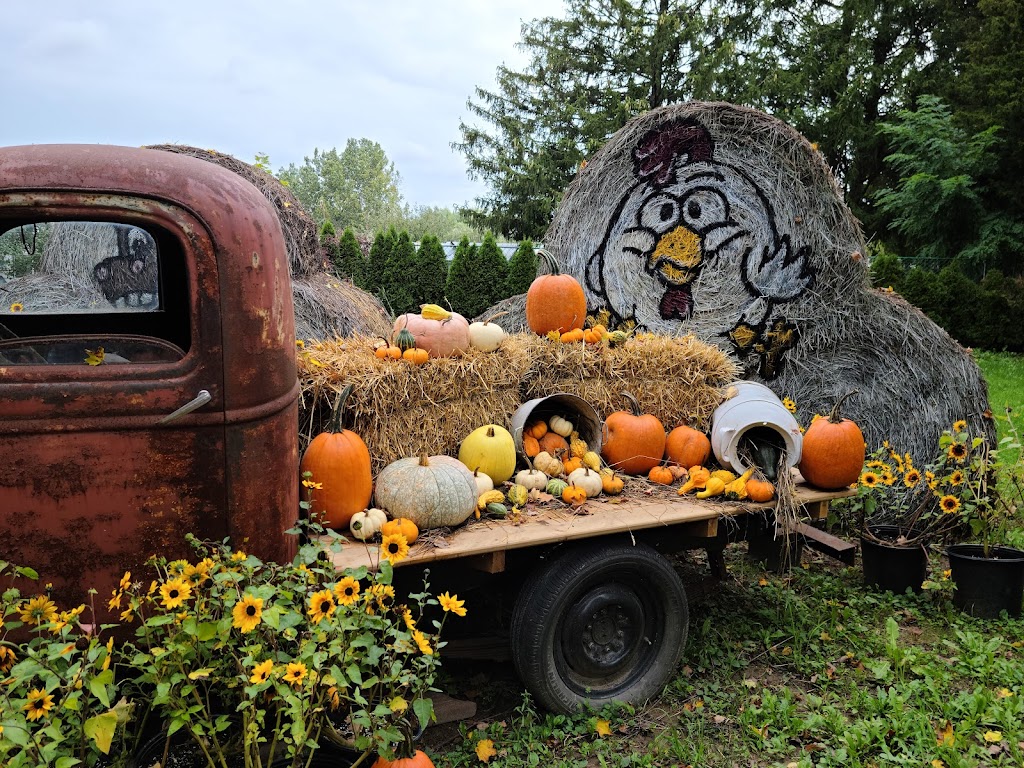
[711,381,803,475]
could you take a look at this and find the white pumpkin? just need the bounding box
[515,465,549,490]
[567,467,603,497]
[349,507,388,540]
[471,468,494,496]
[468,312,507,352]
[533,451,564,477]
[548,415,574,437]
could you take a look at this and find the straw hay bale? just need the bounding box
[292,272,392,342]
[146,144,325,278]
[0,272,106,313]
[488,102,992,460]
[298,333,737,473]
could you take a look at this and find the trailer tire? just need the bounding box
[510,541,688,714]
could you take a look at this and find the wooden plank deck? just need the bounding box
[330,483,855,573]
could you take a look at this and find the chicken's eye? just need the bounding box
[638,193,680,233]
[679,188,729,233]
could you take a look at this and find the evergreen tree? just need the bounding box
[336,227,367,287]
[445,237,489,318]
[415,234,449,307]
[477,232,509,309]
[319,220,340,276]
[382,230,418,315]
[504,239,538,297]
[365,229,392,297]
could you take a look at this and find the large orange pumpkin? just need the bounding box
[373,750,435,768]
[664,425,711,468]
[299,384,373,528]
[601,392,667,475]
[799,391,865,489]
[525,249,588,335]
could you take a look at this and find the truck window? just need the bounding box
[0,220,191,363]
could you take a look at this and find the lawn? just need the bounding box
[431,353,1024,768]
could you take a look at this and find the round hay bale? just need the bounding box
[292,272,392,342]
[524,101,992,460]
[0,272,106,314]
[146,144,326,278]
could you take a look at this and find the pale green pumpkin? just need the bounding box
[458,424,517,485]
[374,454,477,530]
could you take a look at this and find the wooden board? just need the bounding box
[330,484,854,573]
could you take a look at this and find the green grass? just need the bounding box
[431,354,1024,767]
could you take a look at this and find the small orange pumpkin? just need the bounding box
[403,347,429,365]
[561,483,588,505]
[746,477,775,502]
[538,432,570,456]
[560,328,585,343]
[563,456,583,474]
[526,249,588,336]
[523,434,541,457]
[381,517,419,544]
[526,420,548,439]
[648,465,675,485]
[583,329,602,344]
[602,471,625,495]
[600,392,666,475]
[591,324,607,335]
[799,391,865,489]
[372,749,436,768]
[664,425,711,468]
[374,337,402,360]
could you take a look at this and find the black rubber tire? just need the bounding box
[510,541,688,713]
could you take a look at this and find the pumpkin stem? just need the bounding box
[827,391,859,423]
[482,310,510,324]
[418,453,430,467]
[486,426,496,438]
[621,391,643,416]
[536,248,562,276]
[328,384,355,433]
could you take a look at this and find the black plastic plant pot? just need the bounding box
[947,544,1024,619]
[860,524,928,595]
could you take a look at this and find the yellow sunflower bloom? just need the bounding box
[782,397,797,414]
[232,594,264,633]
[108,590,123,611]
[402,607,416,630]
[412,629,433,655]
[20,595,58,626]
[166,559,189,575]
[949,469,965,486]
[438,591,467,617]
[230,551,247,562]
[860,471,880,488]
[119,571,132,591]
[10,302,24,312]
[879,469,896,486]
[333,576,360,606]
[308,589,336,623]
[283,661,308,688]
[940,495,961,514]
[381,532,410,564]
[903,470,921,488]
[249,659,274,685]
[159,577,192,610]
[952,420,967,432]
[947,442,968,461]
[0,646,16,672]
[23,689,55,721]
[301,478,324,490]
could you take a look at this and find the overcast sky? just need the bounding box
[2,1,563,209]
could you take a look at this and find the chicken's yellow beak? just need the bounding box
[649,225,701,284]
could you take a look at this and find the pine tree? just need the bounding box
[382,230,418,315]
[365,230,392,297]
[320,220,340,276]
[415,234,448,307]
[504,238,537,297]
[477,232,509,309]
[336,227,366,287]
[445,236,489,318]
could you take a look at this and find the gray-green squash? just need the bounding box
[374,454,477,530]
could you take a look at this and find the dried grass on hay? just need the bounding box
[298,333,737,474]
[292,273,391,343]
[486,102,992,461]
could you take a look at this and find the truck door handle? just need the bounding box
[159,389,212,425]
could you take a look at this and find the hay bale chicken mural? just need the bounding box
[490,102,993,460]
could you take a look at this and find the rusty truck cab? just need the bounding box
[0,145,298,614]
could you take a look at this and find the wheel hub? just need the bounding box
[562,583,645,679]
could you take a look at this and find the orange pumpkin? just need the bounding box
[403,347,429,365]
[523,434,541,457]
[664,425,711,468]
[799,392,865,489]
[373,750,435,768]
[525,250,587,335]
[299,384,373,528]
[526,420,548,439]
[381,517,419,544]
[602,471,625,495]
[393,312,470,357]
[563,456,583,474]
[560,328,585,343]
[601,392,666,475]
[746,478,775,502]
[648,465,674,485]
[561,483,588,505]
[374,337,402,360]
[583,329,602,344]
[538,432,570,456]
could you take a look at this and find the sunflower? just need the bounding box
[326,685,342,710]
[402,607,416,630]
[9,302,23,312]
[249,659,274,685]
[107,590,123,611]
[159,577,192,610]
[860,471,880,488]
[866,460,887,470]
[948,469,965,486]
[166,559,189,575]
[411,629,433,656]
[940,495,961,514]
[283,662,308,688]
[0,645,16,672]
[230,551,247,562]
[333,576,360,606]
[438,591,467,617]
[947,442,968,461]
[952,420,967,432]
[23,689,55,721]
[308,589,336,623]
[782,397,797,414]
[903,469,922,488]
[19,595,58,626]
[232,594,264,633]
[366,583,396,609]
[381,533,410,564]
